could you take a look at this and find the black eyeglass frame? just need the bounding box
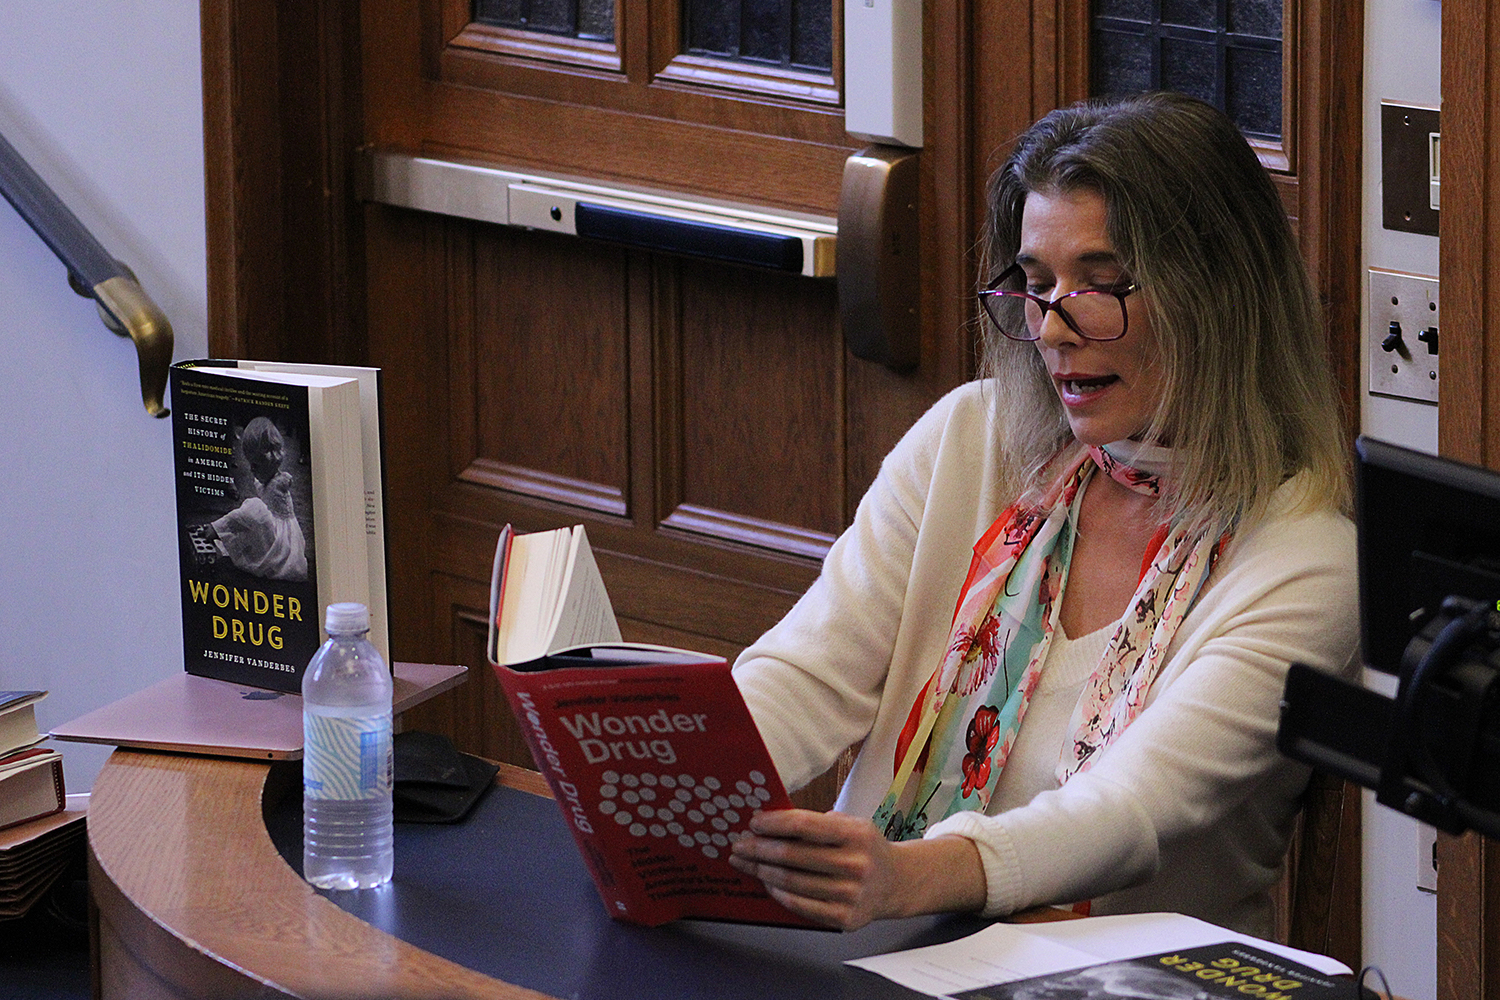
[978,263,1138,342]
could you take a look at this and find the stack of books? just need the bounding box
[0,690,84,920]
[0,794,86,920]
[0,692,64,831]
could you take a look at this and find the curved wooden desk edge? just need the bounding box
[89,749,550,1000]
[89,744,1080,1000]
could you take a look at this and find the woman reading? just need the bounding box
[728,92,1358,938]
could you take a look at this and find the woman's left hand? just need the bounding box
[727,808,986,930]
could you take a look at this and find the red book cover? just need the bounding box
[495,649,813,927]
[488,524,814,927]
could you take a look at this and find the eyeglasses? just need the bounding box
[978,263,1137,342]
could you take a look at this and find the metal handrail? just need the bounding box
[0,129,172,417]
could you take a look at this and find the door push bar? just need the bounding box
[360,147,919,370]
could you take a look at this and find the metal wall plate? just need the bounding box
[1368,267,1439,404]
[1381,102,1441,236]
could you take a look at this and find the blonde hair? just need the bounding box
[980,92,1349,533]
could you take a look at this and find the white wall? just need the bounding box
[0,5,206,791]
[1359,2,1443,998]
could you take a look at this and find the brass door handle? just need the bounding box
[838,146,920,370]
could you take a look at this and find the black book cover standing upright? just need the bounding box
[170,361,370,692]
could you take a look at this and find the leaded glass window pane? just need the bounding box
[683,0,835,73]
[473,0,615,42]
[1160,38,1217,104]
[1161,0,1214,30]
[1091,0,1283,142]
[1096,0,1151,17]
[1228,0,1280,37]
[1226,45,1281,137]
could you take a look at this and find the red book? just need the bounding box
[488,524,813,928]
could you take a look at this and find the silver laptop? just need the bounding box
[50,664,465,761]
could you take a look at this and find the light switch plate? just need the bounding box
[1381,102,1441,236]
[1369,268,1439,404]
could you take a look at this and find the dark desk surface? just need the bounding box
[87,749,1000,999]
[266,774,991,1000]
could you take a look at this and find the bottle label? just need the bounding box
[303,712,392,801]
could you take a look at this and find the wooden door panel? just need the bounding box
[460,226,631,516]
[419,106,850,214]
[423,2,848,135]
[671,260,842,549]
[441,215,843,552]
[363,206,448,662]
[361,0,923,782]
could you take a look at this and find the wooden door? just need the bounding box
[356,2,971,802]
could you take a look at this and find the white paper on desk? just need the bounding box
[846,912,1353,998]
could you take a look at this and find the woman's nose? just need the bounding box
[1034,301,1083,349]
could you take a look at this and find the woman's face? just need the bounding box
[1018,187,1165,447]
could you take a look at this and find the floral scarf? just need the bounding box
[872,442,1226,842]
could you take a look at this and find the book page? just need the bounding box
[0,754,63,827]
[537,526,580,646]
[487,525,512,663]
[495,528,574,664]
[238,362,389,661]
[550,646,717,666]
[547,527,622,654]
[189,368,356,389]
[0,697,41,755]
[302,378,370,631]
[0,748,59,777]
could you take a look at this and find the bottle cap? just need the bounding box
[324,602,369,633]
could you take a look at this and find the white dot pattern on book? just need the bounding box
[597,769,773,859]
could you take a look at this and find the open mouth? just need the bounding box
[1058,374,1118,396]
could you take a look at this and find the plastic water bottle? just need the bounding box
[302,602,394,889]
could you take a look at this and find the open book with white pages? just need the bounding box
[846,912,1352,998]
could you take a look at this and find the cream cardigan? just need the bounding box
[731,380,1358,936]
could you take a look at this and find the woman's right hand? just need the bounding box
[727,807,986,930]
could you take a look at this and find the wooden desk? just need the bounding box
[90,750,999,1000]
[89,749,532,999]
[90,749,1381,1000]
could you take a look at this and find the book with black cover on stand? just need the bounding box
[170,360,387,693]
